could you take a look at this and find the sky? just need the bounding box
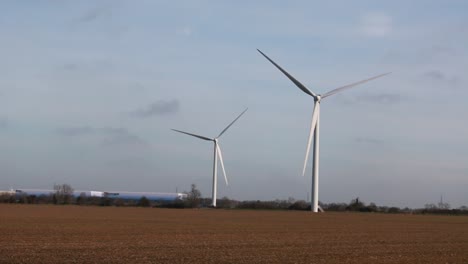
[1,1,467,208]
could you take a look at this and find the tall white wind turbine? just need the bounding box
[172,108,248,207]
[258,49,390,212]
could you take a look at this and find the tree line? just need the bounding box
[1,183,467,215]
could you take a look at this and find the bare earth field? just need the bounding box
[1,204,468,263]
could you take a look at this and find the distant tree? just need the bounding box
[0,194,6,203]
[36,194,51,204]
[236,200,288,210]
[217,196,233,209]
[460,206,468,211]
[289,200,309,211]
[100,197,112,206]
[27,195,37,204]
[113,199,124,207]
[76,192,87,205]
[17,193,28,204]
[138,196,150,207]
[366,202,378,212]
[387,207,401,213]
[346,197,366,211]
[0,194,15,203]
[53,184,74,204]
[186,184,202,208]
[159,199,186,209]
[277,199,291,209]
[323,203,347,211]
[438,202,451,210]
[425,203,437,210]
[400,207,412,214]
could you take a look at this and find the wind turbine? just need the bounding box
[172,108,248,207]
[257,49,390,212]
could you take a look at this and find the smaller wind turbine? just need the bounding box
[172,108,248,207]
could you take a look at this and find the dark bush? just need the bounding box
[289,200,309,211]
[138,196,150,207]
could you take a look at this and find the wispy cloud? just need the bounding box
[130,99,180,118]
[57,126,147,146]
[423,70,460,88]
[356,93,403,104]
[359,12,392,37]
[77,4,113,23]
[425,70,445,80]
[424,70,458,82]
[57,126,94,136]
[100,127,147,146]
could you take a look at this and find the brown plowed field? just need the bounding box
[1,204,468,263]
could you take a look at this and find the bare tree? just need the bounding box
[438,201,451,210]
[186,184,201,208]
[347,197,365,211]
[53,184,74,204]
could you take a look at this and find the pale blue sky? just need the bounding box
[1,1,467,208]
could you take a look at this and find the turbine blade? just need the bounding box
[322,72,391,99]
[257,49,317,98]
[302,103,320,177]
[171,129,213,141]
[217,108,248,138]
[216,143,228,186]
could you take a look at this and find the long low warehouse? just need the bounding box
[4,189,187,201]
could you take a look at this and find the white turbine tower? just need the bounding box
[258,49,390,213]
[172,108,248,207]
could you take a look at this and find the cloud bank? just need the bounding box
[130,99,180,118]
